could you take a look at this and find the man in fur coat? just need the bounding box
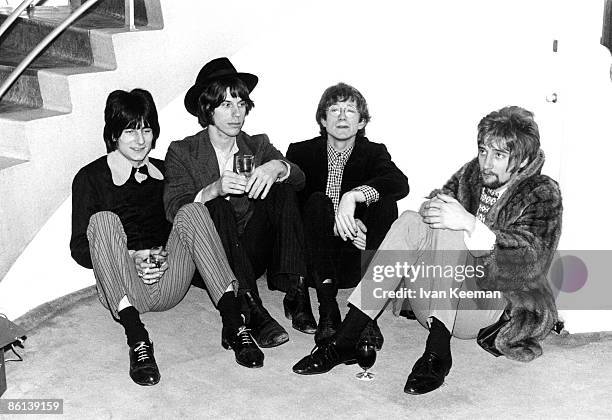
[291,106,563,395]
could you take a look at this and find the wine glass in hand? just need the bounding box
[355,341,376,381]
[147,246,167,268]
[235,155,254,178]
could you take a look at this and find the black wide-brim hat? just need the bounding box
[184,57,258,116]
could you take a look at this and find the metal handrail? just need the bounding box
[0,0,39,40]
[0,0,103,101]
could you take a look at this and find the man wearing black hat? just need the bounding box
[164,57,317,349]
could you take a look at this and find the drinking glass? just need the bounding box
[235,155,255,177]
[147,246,167,268]
[355,342,376,381]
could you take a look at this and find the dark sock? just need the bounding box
[317,282,338,314]
[425,317,451,357]
[334,305,372,349]
[218,291,243,334]
[118,306,149,347]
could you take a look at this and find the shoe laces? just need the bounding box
[133,342,152,362]
[236,326,255,346]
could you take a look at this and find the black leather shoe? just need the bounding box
[244,291,289,348]
[283,277,317,334]
[404,351,452,395]
[222,326,264,368]
[358,320,384,351]
[292,340,357,375]
[314,302,341,346]
[129,341,160,386]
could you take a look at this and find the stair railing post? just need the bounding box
[125,0,135,31]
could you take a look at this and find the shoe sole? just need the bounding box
[256,333,290,348]
[236,359,264,369]
[284,301,317,334]
[222,339,264,368]
[131,374,161,386]
[403,383,444,395]
[293,323,317,334]
[292,359,357,375]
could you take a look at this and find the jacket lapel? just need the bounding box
[236,132,256,167]
[341,137,367,192]
[314,136,329,190]
[196,129,221,183]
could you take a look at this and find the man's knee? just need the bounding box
[87,211,123,240]
[265,182,298,203]
[396,210,424,227]
[174,202,211,226]
[303,192,333,220]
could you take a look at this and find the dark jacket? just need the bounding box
[164,129,305,222]
[430,150,562,362]
[70,156,170,269]
[286,135,409,209]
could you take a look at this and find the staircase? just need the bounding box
[0,0,163,280]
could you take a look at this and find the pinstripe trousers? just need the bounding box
[86,202,237,319]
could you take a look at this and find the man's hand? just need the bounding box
[334,190,366,241]
[130,249,167,285]
[420,193,476,232]
[352,219,367,250]
[246,160,286,199]
[215,170,248,197]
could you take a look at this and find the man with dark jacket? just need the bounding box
[164,58,317,350]
[71,89,263,387]
[292,106,562,396]
[286,83,409,345]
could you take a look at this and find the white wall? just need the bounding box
[2,0,611,332]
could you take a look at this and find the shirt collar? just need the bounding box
[106,150,164,186]
[211,138,240,156]
[327,142,354,166]
[211,138,240,174]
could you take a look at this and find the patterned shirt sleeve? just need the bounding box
[353,185,379,206]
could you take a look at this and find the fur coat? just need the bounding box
[430,150,562,362]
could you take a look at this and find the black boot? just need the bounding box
[404,318,452,395]
[293,305,371,375]
[292,339,357,375]
[314,283,340,345]
[244,291,289,348]
[283,276,317,334]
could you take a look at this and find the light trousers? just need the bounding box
[348,210,505,339]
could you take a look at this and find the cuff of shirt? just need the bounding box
[463,218,496,257]
[276,160,291,183]
[194,188,204,203]
[353,185,379,206]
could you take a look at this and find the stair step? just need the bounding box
[74,0,148,27]
[0,14,97,68]
[0,2,148,112]
[0,65,42,108]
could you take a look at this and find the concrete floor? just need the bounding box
[4,286,612,419]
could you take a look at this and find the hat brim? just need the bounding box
[184,72,258,116]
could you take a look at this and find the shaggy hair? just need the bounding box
[315,82,371,137]
[197,77,254,128]
[477,106,540,173]
[103,89,160,153]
